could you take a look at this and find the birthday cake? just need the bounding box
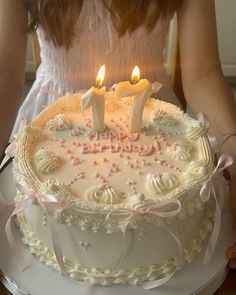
[12,88,216,287]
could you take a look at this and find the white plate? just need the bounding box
[0,163,235,295]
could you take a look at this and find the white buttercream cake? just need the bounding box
[13,90,215,286]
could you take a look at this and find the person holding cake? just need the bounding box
[0,0,236,282]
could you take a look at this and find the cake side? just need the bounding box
[16,197,214,286]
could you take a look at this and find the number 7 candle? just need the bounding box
[116,66,162,133]
[81,65,106,132]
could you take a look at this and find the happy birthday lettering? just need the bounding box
[81,142,155,156]
[87,131,140,142]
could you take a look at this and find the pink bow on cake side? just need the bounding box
[200,154,233,266]
[106,198,184,289]
[0,118,27,170]
[5,174,67,274]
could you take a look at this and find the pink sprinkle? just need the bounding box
[160,160,165,165]
[127,178,136,185]
[100,177,108,184]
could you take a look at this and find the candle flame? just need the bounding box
[95,64,106,88]
[131,66,140,84]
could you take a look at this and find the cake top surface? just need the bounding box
[14,91,214,214]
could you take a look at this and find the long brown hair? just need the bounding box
[24,0,182,49]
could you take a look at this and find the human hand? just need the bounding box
[226,244,236,269]
[226,165,236,269]
[229,172,236,229]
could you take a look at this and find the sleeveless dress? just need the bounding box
[12,0,178,136]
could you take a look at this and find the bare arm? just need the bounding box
[0,0,28,156]
[177,0,236,143]
[177,0,236,227]
[177,0,236,165]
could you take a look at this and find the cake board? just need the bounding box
[0,163,235,295]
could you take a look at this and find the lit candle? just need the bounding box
[81,65,106,132]
[116,66,161,133]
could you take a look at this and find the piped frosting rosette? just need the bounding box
[45,113,72,131]
[86,184,124,205]
[35,149,61,174]
[146,172,179,197]
[167,142,193,161]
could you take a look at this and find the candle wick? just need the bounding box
[95,83,103,89]
[130,79,139,85]
[95,79,103,89]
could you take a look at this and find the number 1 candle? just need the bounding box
[81,65,106,132]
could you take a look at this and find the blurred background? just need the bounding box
[23,0,236,102]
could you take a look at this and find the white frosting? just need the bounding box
[150,108,167,121]
[16,94,214,211]
[168,142,193,161]
[150,109,179,127]
[35,149,61,174]
[86,185,124,205]
[146,173,179,196]
[185,116,206,140]
[45,113,72,131]
[16,196,214,286]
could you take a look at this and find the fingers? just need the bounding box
[226,245,236,269]
[229,177,236,230]
[228,257,236,269]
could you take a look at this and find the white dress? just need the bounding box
[12,0,178,136]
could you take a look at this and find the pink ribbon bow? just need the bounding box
[107,198,183,289]
[0,118,27,170]
[6,175,67,274]
[200,154,233,265]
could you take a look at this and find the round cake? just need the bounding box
[12,90,215,286]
